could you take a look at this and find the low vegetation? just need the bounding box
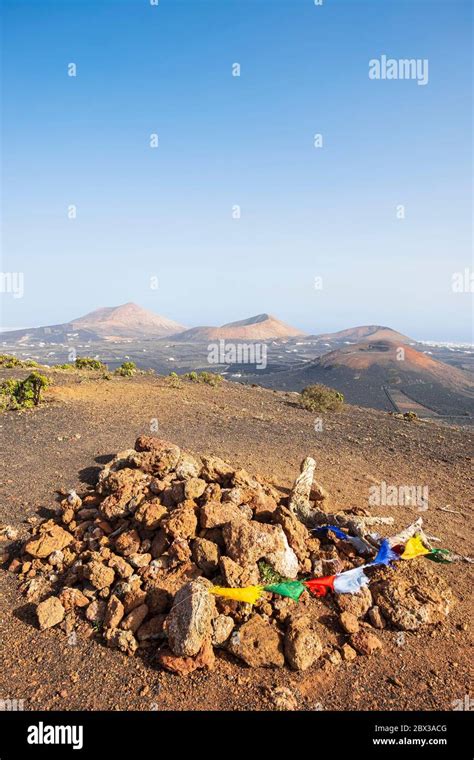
[183,371,223,386]
[0,354,39,369]
[114,361,137,377]
[299,383,344,413]
[74,357,107,371]
[0,372,50,410]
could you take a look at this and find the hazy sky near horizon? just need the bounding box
[1,0,472,342]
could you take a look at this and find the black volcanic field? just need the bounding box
[2,332,474,422]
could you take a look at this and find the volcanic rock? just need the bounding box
[25,523,73,559]
[158,637,215,675]
[36,596,65,630]
[223,520,299,578]
[284,615,323,671]
[192,537,220,575]
[350,630,383,656]
[336,586,372,618]
[166,578,216,657]
[371,562,454,631]
[227,614,285,668]
[211,614,235,646]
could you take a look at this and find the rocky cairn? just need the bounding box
[10,437,454,675]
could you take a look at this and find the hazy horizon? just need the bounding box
[0,299,472,345]
[2,0,473,342]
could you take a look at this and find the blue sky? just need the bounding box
[1,0,472,341]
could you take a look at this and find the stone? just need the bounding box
[170,481,185,504]
[134,436,181,476]
[368,605,386,630]
[169,538,192,564]
[127,553,152,569]
[36,596,65,630]
[247,489,278,522]
[136,615,166,641]
[150,530,169,558]
[58,587,89,610]
[145,563,201,613]
[85,599,106,625]
[211,614,234,646]
[219,556,260,587]
[227,614,285,668]
[310,480,329,502]
[134,500,167,530]
[200,455,235,485]
[284,615,323,671]
[184,478,207,500]
[108,554,133,579]
[166,578,215,657]
[192,538,220,575]
[336,585,372,618]
[104,627,138,655]
[99,469,149,520]
[199,502,245,530]
[121,603,149,633]
[86,560,115,590]
[351,630,383,656]
[48,550,64,568]
[223,520,299,578]
[158,637,215,675]
[288,456,316,525]
[25,524,73,558]
[274,505,311,564]
[115,529,140,557]
[175,452,202,480]
[371,563,454,631]
[270,686,298,711]
[341,643,357,662]
[104,595,125,629]
[122,586,147,614]
[327,649,343,666]
[163,504,197,540]
[339,611,360,634]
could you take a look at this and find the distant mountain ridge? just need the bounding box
[169,313,306,341]
[313,325,412,344]
[1,303,185,343]
[70,303,185,339]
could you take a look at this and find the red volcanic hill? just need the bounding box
[242,340,474,416]
[1,303,186,343]
[314,325,413,344]
[70,303,185,339]
[170,313,306,342]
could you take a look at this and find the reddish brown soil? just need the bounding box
[0,372,472,711]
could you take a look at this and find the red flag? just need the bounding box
[304,575,336,597]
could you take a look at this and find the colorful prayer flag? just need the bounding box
[401,535,431,560]
[210,585,264,604]
[264,581,306,601]
[333,565,370,593]
[373,538,400,567]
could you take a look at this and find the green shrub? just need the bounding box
[0,372,51,410]
[52,363,74,370]
[75,357,107,371]
[197,371,223,386]
[299,384,344,413]
[183,371,223,387]
[0,354,39,369]
[114,361,137,377]
[167,371,182,388]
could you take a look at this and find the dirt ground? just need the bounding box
[0,372,472,711]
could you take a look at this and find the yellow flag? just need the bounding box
[210,585,264,605]
[401,535,430,560]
